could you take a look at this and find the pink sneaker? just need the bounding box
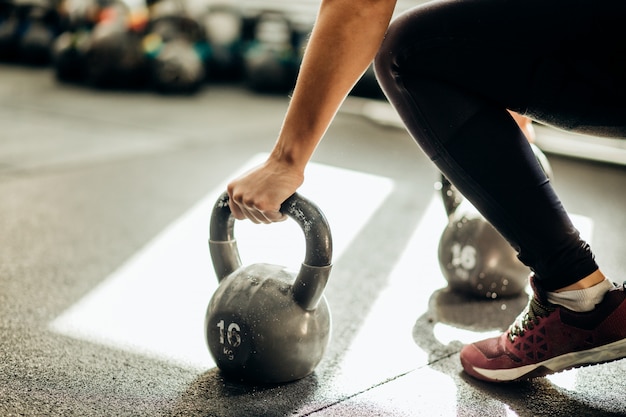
[461,277,626,382]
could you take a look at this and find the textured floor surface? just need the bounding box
[2,64,626,417]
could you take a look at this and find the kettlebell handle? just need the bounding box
[209,191,333,310]
[439,175,463,217]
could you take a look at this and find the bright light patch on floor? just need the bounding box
[333,196,595,393]
[49,154,393,370]
[356,367,459,415]
[432,322,501,346]
[546,369,579,391]
[504,404,520,416]
[334,194,450,389]
[570,213,593,244]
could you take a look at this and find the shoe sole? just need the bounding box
[464,337,626,382]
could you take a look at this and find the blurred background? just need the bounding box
[2,0,625,165]
[0,0,399,96]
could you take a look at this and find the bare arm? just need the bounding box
[227,0,397,223]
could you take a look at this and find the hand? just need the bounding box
[227,157,305,224]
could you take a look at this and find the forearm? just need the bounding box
[271,0,397,171]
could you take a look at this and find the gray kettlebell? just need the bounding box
[206,191,332,384]
[437,144,553,299]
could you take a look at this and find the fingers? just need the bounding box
[238,204,286,224]
[238,205,287,224]
[227,192,287,224]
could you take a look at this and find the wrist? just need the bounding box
[269,139,311,174]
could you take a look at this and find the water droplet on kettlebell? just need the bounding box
[490,292,498,299]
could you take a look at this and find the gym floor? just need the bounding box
[2,63,626,417]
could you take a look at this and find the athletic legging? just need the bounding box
[374,0,626,291]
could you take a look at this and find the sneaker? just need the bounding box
[460,276,626,382]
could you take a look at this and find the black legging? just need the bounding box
[374,0,626,291]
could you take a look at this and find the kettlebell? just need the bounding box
[85,2,147,89]
[142,1,209,94]
[52,29,91,82]
[18,0,62,65]
[437,143,553,299]
[242,11,301,93]
[201,4,244,81]
[0,0,20,61]
[206,191,333,384]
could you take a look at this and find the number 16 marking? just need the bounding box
[216,319,242,347]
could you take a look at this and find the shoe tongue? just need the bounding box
[529,297,554,318]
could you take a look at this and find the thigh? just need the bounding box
[386,0,626,137]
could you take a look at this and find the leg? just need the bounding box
[375,0,626,381]
[375,0,626,290]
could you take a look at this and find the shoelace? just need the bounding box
[508,297,555,342]
[507,280,626,342]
